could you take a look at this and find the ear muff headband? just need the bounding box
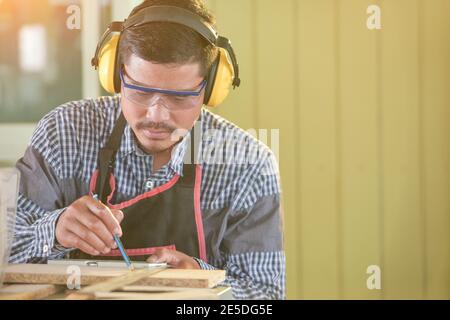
[91,5,240,107]
[124,6,219,44]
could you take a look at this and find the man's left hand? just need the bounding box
[147,248,201,269]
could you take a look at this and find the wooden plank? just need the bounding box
[296,0,339,299]
[4,264,126,286]
[121,285,218,293]
[78,268,165,293]
[379,0,424,299]
[132,268,226,289]
[0,284,62,300]
[66,268,166,300]
[4,264,226,289]
[68,286,230,301]
[339,0,382,299]
[92,290,219,300]
[116,286,233,300]
[421,0,450,300]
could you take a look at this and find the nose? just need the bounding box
[145,96,170,122]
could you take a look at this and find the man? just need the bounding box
[10,0,285,299]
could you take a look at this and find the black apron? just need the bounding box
[71,113,207,262]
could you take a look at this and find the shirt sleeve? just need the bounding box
[9,196,70,263]
[9,113,74,263]
[194,250,286,300]
[197,151,286,300]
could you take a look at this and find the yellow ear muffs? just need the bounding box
[97,34,121,94]
[205,47,235,107]
[94,7,241,102]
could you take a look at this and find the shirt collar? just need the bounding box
[118,123,135,156]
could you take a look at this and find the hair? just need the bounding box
[119,0,219,77]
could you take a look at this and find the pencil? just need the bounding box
[92,194,135,271]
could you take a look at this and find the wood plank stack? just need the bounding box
[0,264,229,300]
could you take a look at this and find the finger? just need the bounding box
[74,210,117,249]
[85,197,123,236]
[83,196,107,215]
[111,209,124,224]
[67,218,112,254]
[147,249,179,265]
[64,229,101,256]
[147,255,160,263]
[147,249,166,263]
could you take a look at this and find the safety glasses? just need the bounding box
[120,68,207,111]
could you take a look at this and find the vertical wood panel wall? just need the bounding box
[207,0,450,299]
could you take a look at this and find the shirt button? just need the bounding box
[145,181,154,190]
[43,244,49,253]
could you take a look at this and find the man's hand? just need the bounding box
[55,196,124,256]
[147,248,201,269]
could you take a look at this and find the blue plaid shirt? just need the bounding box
[10,96,286,299]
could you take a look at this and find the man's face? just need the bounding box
[121,54,205,154]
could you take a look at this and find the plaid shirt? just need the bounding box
[10,96,285,299]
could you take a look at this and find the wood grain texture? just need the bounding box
[0,284,62,300]
[66,268,166,300]
[71,268,165,295]
[90,290,220,300]
[4,264,226,289]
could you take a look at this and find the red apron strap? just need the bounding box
[100,245,177,257]
[194,165,207,262]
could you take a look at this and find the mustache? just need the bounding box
[136,121,176,132]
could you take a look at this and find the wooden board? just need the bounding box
[66,268,166,300]
[91,290,220,300]
[0,284,62,300]
[4,264,226,289]
[71,285,232,300]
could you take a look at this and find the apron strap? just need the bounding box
[95,113,127,203]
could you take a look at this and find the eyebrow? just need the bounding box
[122,67,204,92]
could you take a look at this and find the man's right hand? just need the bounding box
[55,196,124,256]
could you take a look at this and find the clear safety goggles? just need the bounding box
[120,68,207,111]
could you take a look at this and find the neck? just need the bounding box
[152,148,173,172]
